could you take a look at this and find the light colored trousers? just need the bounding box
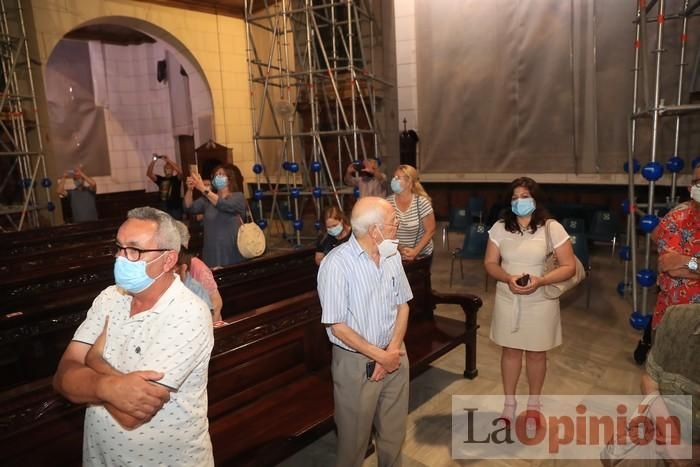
[331,344,409,467]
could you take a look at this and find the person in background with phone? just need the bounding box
[184,163,246,269]
[387,164,436,262]
[483,177,575,431]
[317,197,412,467]
[57,167,98,223]
[147,155,183,220]
[344,157,387,198]
[315,206,352,266]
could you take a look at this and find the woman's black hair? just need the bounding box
[501,177,551,234]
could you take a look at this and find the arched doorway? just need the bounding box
[44,17,214,197]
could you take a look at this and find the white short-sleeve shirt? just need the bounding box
[73,276,214,467]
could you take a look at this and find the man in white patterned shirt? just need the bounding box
[53,207,214,466]
[318,197,413,467]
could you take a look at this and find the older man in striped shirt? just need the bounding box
[317,196,413,467]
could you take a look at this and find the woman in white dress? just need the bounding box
[483,177,576,428]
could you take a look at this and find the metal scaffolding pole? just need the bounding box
[244,0,387,246]
[0,0,51,231]
[626,0,700,326]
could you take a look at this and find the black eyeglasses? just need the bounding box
[112,243,169,262]
[692,178,700,188]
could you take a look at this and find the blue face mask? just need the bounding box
[390,177,403,194]
[113,252,167,293]
[212,175,228,190]
[511,197,536,217]
[327,224,343,237]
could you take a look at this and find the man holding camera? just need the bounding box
[57,167,98,223]
[344,157,387,198]
[147,155,183,219]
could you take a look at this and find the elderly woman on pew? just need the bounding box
[174,220,223,322]
[184,163,246,268]
[387,164,436,261]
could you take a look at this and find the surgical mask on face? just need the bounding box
[212,175,228,190]
[511,197,536,217]
[327,224,343,237]
[374,226,399,258]
[691,185,700,203]
[114,252,167,293]
[390,177,403,194]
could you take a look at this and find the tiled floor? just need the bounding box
[279,231,652,466]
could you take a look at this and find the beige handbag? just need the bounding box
[542,220,586,299]
[237,204,265,259]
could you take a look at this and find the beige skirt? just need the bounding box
[489,281,562,351]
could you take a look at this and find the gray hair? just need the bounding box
[350,202,385,236]
[126,207,181,253]
[173,220,191,249]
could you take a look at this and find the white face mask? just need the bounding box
[374,226,399,258]
[691,185,700,203]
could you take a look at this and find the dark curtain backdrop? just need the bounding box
[415,0,700,174]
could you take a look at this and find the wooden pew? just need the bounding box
[0,253,482,466]
[0,224,203,278]
[0,218,122,257]
[0,247,311,391]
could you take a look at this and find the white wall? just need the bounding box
[394,0,418,132]
[85,40,214,193]
[29,0,253,200]
[94,41,175,192]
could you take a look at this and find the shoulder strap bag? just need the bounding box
[542,220,586,299]
[237,201,266,259]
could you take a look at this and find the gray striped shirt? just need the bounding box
[318,234,413,351]
[387,194,434,256]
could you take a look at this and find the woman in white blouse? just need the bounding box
[484,177,576,430]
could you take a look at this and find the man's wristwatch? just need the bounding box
[688,256,698,272]
[203,189,210,196]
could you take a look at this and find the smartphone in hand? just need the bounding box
[515,274,530,287]
[366,361,376,380]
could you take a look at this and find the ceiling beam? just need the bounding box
[133,0,245,19]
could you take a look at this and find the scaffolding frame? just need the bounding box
[244,0,387,245]
[625,0,700,319]
[0,0,50,231]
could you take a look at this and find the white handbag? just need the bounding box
[237,205,265,259]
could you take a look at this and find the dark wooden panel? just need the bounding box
[424,181,671,225]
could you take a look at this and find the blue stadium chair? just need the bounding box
[442,207,470,249]
[588,210,619,255]
[450,223,489,289]
[570,232,592,308]
[561,217,586,234]
[468,196,486,223]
